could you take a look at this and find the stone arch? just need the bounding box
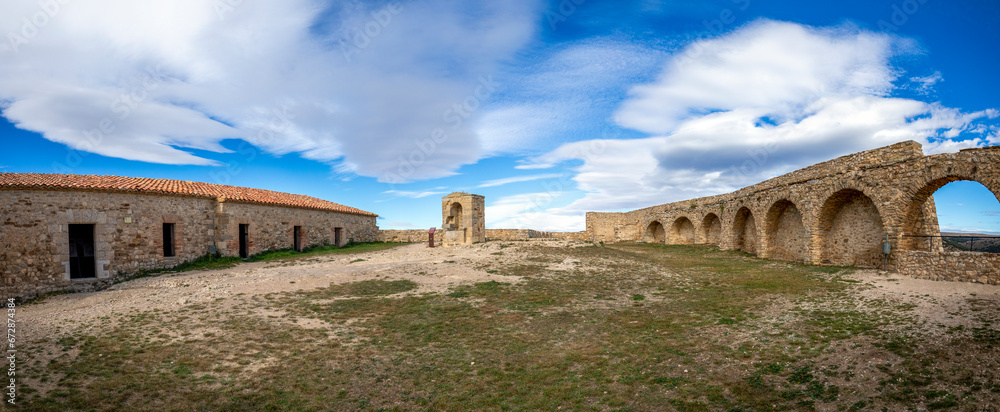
[733,207,758,254]
[447,202,463,230]
[644,220,666,243]
[765,199,807,262]
[701,213,722,246]
[817,189,885,267]
[901,176,1000,251]
[669,217,695,245]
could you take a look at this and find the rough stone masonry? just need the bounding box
[0,174,378,300]
[585,141,1000,285]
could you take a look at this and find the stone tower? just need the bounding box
[441,192,485,246]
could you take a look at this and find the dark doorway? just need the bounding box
[163,223,175,257]
[68,224,96,279]
[334,227,342,247]
[293,226,302,252]
[239,224,249,258]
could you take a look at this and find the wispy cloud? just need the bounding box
[522,19,998,216]
[477,173,563,188]
[383,189,447,199]
[910,71,943,94]
[0,0,541,181]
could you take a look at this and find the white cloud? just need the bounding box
[383,189,447,199]
[477,173,563,188]
[476,39,666,156]
[523,19,998,220]
[487,192,584,231]
[910,71,943,94]
[0,0,540,181]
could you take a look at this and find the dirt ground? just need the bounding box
[19,239,1000,353]
[14,240,1000,410]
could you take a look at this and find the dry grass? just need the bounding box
[15,242,1000,410]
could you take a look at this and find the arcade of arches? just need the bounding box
[587,141,1000,285]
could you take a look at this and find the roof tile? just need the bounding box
[0,173,377,217]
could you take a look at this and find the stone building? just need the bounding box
[586,141,1000,284]
[441,192,485,246]
[1,173,378,300]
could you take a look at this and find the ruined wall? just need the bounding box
[585,141,1000,283]
[442,193,485,246]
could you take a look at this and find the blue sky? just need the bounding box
[1,0,998,233]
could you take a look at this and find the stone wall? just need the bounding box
[378,228,587,243]
[485,229,587,241]
[586,141,1000,283]
[1,189,377,300]
[378,229,443,244]
[896,251,1000,284]
[215,201,377,257]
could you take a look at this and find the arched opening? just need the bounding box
[702,213,721,246]
[818,189,884,267]
[645,221,666,243]
[903,179,1000,252]
[447,202,463,230]
[733,207,757,254]
[766,199,806,262]
[669,217,695,245]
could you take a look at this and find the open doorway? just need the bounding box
[293,226,302,252]
[162,223,175,257]
[239,224,249,258]
[334,227,342,247]
[68,224,96,279]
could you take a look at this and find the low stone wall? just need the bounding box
[378,229,443,243]
[895,250,1000,285]
[378,229,588,243]
[486,229,587,241]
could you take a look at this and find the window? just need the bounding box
[163,223,175,257]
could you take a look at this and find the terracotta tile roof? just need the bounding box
[0,173,377,217]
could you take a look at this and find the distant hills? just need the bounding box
[940,232,1000,253]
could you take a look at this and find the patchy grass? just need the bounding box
[247,242,404,262]
[18,243,1000,410]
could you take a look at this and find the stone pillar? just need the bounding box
[441,192,485,246]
